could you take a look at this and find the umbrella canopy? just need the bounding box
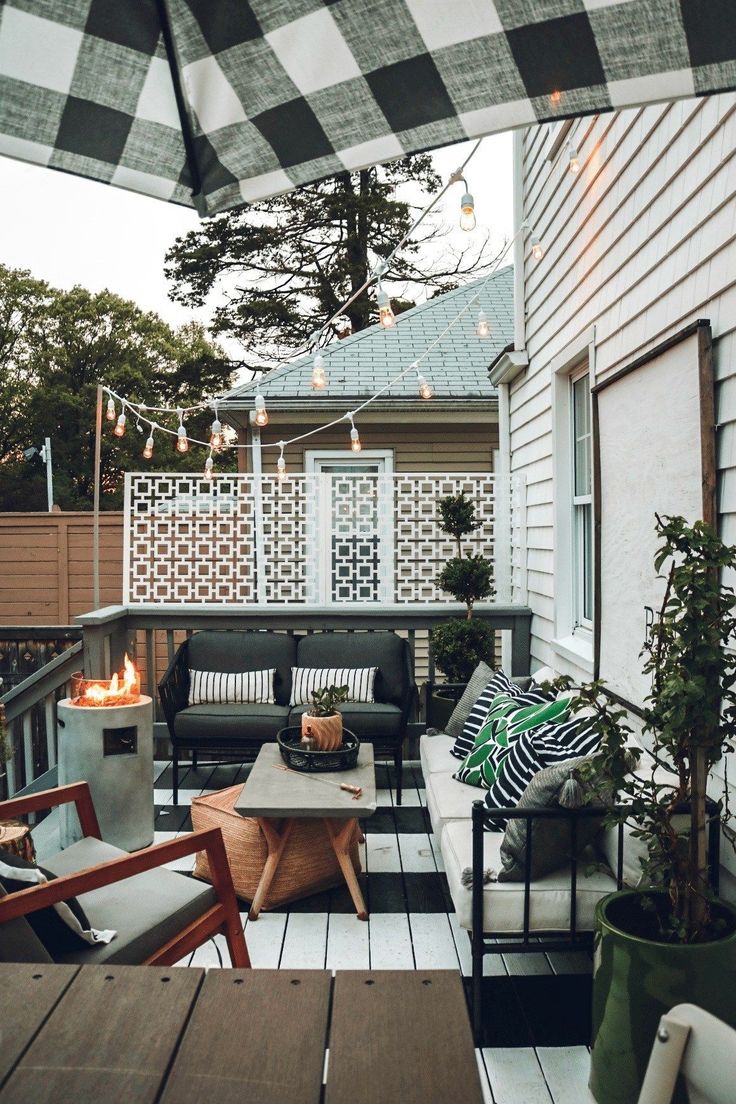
[0,0,734,217]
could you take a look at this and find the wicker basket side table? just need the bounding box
[191,784,361,910]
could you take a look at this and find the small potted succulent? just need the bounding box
[428,493,495,727]
[301,684,350,751]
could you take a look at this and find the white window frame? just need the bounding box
[551,328,596,673]
[305,449,394,473]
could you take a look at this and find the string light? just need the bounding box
[414,365,434,400]
[176,411,189,454]
[106,397,116,422]
[254,394,269,427]
[210,403,223,449]
[143,430,155,460]
[568,145,580,174]
[376,283,395,329]
[113,412,126,438]
[531,234,544,260]
[276,443,287,482]
[204,453,214,481]
[459,190,476,231]
[311,353,327,390]
[348,415,361,453]
[476,310,490,338]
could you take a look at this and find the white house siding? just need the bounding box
[513,92,736,685]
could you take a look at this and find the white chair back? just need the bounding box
[637,1003,736,1104]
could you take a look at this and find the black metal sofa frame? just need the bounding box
[470,797,723,1042]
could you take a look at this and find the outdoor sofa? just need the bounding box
[159,629,416,804]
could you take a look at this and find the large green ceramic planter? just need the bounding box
[589,890,736,1104]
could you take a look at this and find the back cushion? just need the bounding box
[187,631,297,707]
[295,632,406,706]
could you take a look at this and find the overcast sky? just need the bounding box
[0,132,513,377]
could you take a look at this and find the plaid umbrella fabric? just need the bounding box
[0,0,734,216]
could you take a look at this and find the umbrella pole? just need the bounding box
[93,384,102,610]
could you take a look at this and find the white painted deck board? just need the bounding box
[326,913,370,970]
[368,912,415,969]
[410,912,461,970]
[483,1047,554,1104]
[536,1047,596,1104]
[279,912,328,970]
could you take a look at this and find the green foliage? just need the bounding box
[438,492,481,553]
[429,618,496,683]
[165,157,492,372]
[572,515,736,944]
[0,265,234,510]
[437,555,494,611]
[0,705,11,769]
[308,684,350,717]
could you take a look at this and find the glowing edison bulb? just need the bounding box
[311,353,327,390]
[417,373,434,400]
[376,286,395,329]
[210,417,223,449]
[350,425,361,452]
[276,453,287,482]
[204,455,214,481]
[254,394,269,427]
[459,191,476,231]
[568,146,580,175]
[476,310,490,338]
[113,413,126,437]
[106,397,116,422]
[176,424,189,453]
[143,434,154,460]
[531,235,544,261]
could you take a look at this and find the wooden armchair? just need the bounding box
[0,782,250,968]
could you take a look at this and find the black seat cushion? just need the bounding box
[174,703,290,744]
[294,632,407,707]
[186,631,296,707]
[288,702,403,741]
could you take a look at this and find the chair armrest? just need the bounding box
[400,639,417,726]
[0,827,232,925]
[158,638,190,737]
[0,782,101,840]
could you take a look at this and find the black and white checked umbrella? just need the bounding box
[0,1,734,216]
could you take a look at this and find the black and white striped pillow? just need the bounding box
[484,716,600,830]
[451,672,552,761]
[188,668,275,705]
[290,667,377,706]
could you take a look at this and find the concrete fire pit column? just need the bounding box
[57,695,154,851]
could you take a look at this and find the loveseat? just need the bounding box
[159,629,416,804]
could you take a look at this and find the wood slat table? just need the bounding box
[0,965,483,1104]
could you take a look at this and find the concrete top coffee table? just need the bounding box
[235,741,376,921]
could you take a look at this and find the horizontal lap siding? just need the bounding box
[514,93,736,687]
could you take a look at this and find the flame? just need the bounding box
[74,653,141,707]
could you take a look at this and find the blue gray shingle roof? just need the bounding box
[221,266,513,404]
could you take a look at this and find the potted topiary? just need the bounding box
[301,684,350,751]
[428,493,495,728]
[581,515,736,1104]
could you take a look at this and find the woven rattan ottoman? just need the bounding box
[191,782,363,912]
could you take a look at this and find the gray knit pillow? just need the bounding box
[497,755,602,881]
[444,661,495,739]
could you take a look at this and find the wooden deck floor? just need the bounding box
[154,758,596,1104]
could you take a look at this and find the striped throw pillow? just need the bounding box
[188,668,275,706]
[453,696,571,788]
[290,667,377,706]
[484,716,600,829]
[451,673,552,761]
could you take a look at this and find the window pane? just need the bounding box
[573,373,591,497]
[582,502,593,621]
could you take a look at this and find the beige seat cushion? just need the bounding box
[424,770,480,840]
[420,733,458,776]
[442,819,616,933]
[44,837,217,965]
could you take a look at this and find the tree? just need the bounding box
[0,265,233,511]
[165,156,492,373]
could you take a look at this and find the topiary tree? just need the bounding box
[430,493,495,682]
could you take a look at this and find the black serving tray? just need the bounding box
[277,727,359,772]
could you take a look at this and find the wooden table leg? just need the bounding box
[325,818,368,921]
[249,818,294,921]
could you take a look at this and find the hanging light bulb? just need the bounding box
[113,412,126,438]
[176,422,189,453]
[142,430,154,460]
[204,454,214,481]
[311,353,327,390]
[254,394,269,427]
[210,407,223,450]
[531,234,544,261]
[276,443,287,482]
[106,397,116,422]
[476,310,490,338]
[348,416,361,453]
[568,145,580,175]
[459,190,476,231]
[376,283,395,329]
[416,370,434,400]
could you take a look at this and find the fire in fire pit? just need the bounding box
[71,654,141,707]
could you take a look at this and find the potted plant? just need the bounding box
[428,493,495,728]
[301,684,350,751]
[582,515,736,1104]
[0,703,11,781]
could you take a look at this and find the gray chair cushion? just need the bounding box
[187,631,297,706]
[288,702,403,741]
[44,837,217,965]
[295,632,407,706]
[174,703,290,744]
[0,883,54,964]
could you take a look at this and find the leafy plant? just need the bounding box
[0,703,11,775]
[573,515,736,943]
[430,493,495,682]
[308,684,350,718]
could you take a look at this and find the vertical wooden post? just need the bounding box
[93,385,103,610]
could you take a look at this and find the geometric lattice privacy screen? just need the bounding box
[124,472,526,605]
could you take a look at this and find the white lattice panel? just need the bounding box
[329,475,387,602]
[259,475,316,604]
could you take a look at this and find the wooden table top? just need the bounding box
[0,964,483,1104]
[234,742,377,819]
